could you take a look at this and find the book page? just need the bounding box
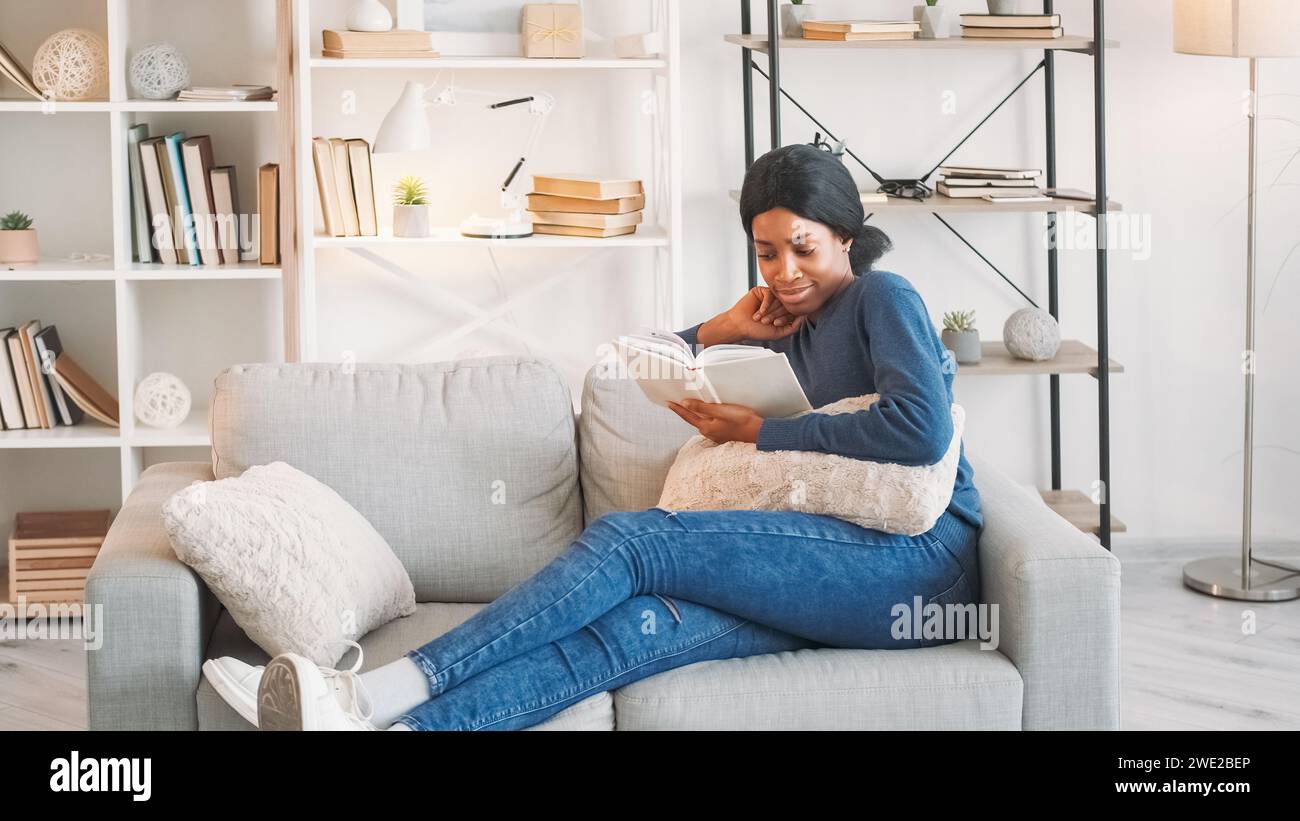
[701,353,812,418]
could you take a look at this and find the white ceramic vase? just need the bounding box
[914,5,950,39]
[347,0,393,32]
[393,204,430,238]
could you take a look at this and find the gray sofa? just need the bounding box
[85,356,1121,731]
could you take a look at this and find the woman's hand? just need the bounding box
[667,399,764,445]
[723,286,806,342]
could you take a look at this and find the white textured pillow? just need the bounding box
[161,461,417,667]
[657,395,965,536]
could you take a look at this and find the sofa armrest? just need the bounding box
[85,461,220,731]
[970,454,1122,730]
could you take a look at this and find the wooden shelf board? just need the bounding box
[315,226,669,249]
[724,33,1117,53]
[727,189,1120,214]
[0,99,275,113]
[121,262,282,280]
[955,340,1123,377]
[310,55,665,70]
[1040,489,1127,536]
[0,421,121,449]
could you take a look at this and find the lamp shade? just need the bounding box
[1173,0,1300,57]
[373,81,432,153]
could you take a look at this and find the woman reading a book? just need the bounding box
[225,144,983,731]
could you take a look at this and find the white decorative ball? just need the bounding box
[31,29,108,101]
[1003,307,1061,361]
[128,42,191,100]
[134,372,192,428]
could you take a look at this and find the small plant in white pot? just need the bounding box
[392,175,430,238]
[941,309,981,365]
[914,0,949,39]
[780,0,818,38]
[0,211,40,264]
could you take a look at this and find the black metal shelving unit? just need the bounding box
[733,0,1118,548]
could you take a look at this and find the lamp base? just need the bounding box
[459,215,533,239]
[1182,556,1300,601]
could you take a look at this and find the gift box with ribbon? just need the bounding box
[521,3,584,58]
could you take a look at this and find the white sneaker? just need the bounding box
[257,640,377,731]
[203,657,264,727]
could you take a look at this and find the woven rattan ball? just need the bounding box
[129,42,191,100]
[134,372,192,428]
[31,29,108,101]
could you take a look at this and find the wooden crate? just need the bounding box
[7,510,111,606]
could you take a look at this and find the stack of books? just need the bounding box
[527,175,646,238]
[130,126,279,265]
[935,166,1049,203]
[321,29,439,59]
[312,137,377,238]
[0,322,119,431]
[960,13,1063,39]
[800,20,920,41]
[176,84,274,102]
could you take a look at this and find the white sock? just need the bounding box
[359,657,433,728]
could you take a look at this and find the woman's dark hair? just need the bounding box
[739,143,892,274]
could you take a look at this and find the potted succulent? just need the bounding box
[941,309,981,365]
[914,0,950,39]
[0,211,40,263]
[392,175,430,238]
[780,0,818,38]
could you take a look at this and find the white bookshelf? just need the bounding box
[292,0,684,401]
[0,0,288,546]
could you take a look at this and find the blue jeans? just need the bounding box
[394,507,980,730]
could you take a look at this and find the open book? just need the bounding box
[614,330,812,419]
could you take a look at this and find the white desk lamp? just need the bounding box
[1174,0,1300,601]
[373,79,555,238]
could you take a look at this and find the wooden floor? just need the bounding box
[1,540,1297,731]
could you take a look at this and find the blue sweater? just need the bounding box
[676,270,982,532]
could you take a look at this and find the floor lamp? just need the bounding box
[1175,0,1300,601]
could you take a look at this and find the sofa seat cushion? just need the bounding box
[612,641,1023,730]
[197,603,613,731]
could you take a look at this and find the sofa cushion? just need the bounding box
[210,358,583,602]
[197,603,614,731]
[578,363,695,523]
[612,641,1022,730]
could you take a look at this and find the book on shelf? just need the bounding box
[346,139,378,237]
[0,328,26,430]
[959,13,1061,28]
[138,137,179,265]
[962,26,1063,39]
[938,177,1037,188]
[801,20,920,34]
[19,321,55,429]
[321,29,439,58]
[5,329,38,428]
[127,124,153,263]
[802,29,916,42]
[937,165,1041,180]
[532,175,644,200]
[176,84,273,102]
[163,132,201,266]
[528,210,644,230]
[32,326,83,427]
[258,163,280,265]
[614,330,812,419]
[937,182,1043,198]
[1041,187,1098,203]
[311,137,344,237]
[182,135,223,264]
[525,192,645,214]
[982,192,1051,203]
[860,191,889,204]
[52,353,119,427]
[210,166,241,264]
[0,39,42,101]
[533,223,638,239]
[329,138,361,236]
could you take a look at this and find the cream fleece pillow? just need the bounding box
[161,461,417,667]
[657,395,964,536]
